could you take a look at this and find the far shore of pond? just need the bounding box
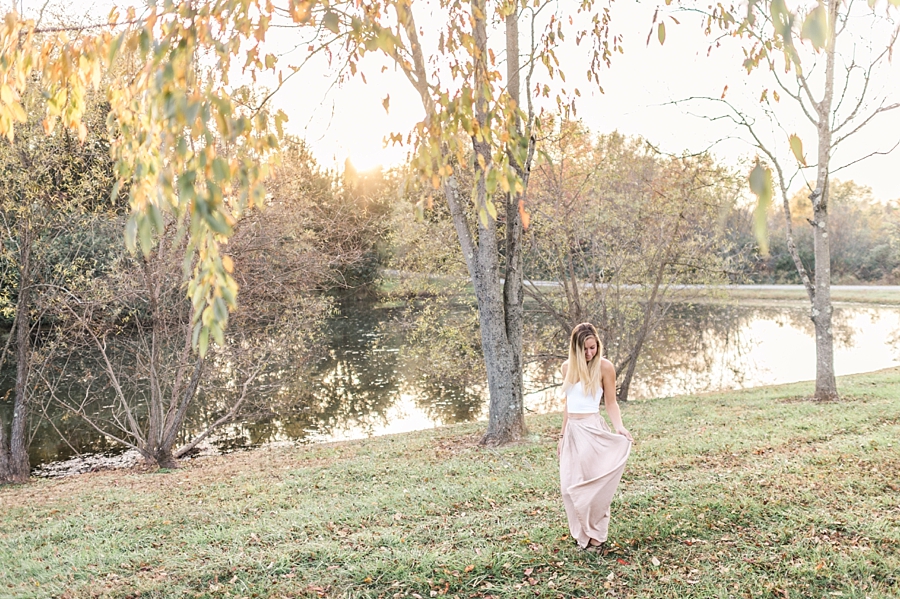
[380,272,900,306]
[710,284,900,305]
[528,282,900,306]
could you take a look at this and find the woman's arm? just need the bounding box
[601,359,633,442]
[558,361,569,456]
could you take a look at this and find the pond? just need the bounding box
[3,297,899,471]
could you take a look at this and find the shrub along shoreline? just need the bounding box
[1,368,898,599]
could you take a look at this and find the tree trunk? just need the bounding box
[158,355,204,465]
[474,276,526,446]
[476,1,528,445]
[397,0,528,445]
[152,447,178,469]
[1,222,33,484]
[811,197,837,400]
[617,254,668,403]
[809,0,839,401]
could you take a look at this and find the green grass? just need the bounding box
[2,369,899,598]
[719,286,900,305]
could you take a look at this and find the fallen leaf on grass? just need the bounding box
[650,556,661,567]
[616,558,629,566]
[464,565,474,573]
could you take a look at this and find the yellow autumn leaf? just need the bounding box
[788,134,806,166]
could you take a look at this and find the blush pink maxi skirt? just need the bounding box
[559,413,632,548]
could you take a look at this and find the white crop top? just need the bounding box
[565,381,602,414]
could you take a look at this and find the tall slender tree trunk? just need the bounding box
[469,0,527,445]
[396,0,529,444]
[809,0,839,401]
[811,195,836,400]
[1,221,33,484]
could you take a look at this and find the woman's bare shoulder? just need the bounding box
[561,360,569,377]
[599,357,616,376]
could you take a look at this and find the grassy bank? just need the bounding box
[2,370,899,599]
[717,286,900,305]
[379,274,900,306]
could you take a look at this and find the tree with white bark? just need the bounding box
[690,0,900,400]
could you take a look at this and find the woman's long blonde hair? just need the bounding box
[563,322,603,398]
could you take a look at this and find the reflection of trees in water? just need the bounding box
[760,303,858,350]
[11,313,327,465]
[831,306,874,350]
[630,303,759,398]
[210,300,405,448]
[385,299,486,424]
[216,297,489,447]
[1,347,146,466]
[613,304,872,398]
[521,302,864,401]
[0,361,124,465]
[14,298,491,466]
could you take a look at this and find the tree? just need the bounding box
[696,0,900,400]
[0,1,400,474]
[0,2,302,482]
[34,136,379,469]
[291,0,621,444]
[0,83,116,483]
[525,122,739,401]
[0,3,287,354]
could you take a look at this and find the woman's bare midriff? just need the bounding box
[567,412,598,419]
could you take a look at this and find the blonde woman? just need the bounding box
[558,322,633,550]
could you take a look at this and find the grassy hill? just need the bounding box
[1,368,898,598]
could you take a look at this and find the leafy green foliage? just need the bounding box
[0,3,288,355]
[0,84,117,324]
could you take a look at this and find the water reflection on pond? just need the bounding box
[625,301,900,400]
[5,299,900,469]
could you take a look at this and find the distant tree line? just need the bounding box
[726,180,900,285]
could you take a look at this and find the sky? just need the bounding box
[22,0,900,201]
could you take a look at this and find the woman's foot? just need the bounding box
[584,539,606,552]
